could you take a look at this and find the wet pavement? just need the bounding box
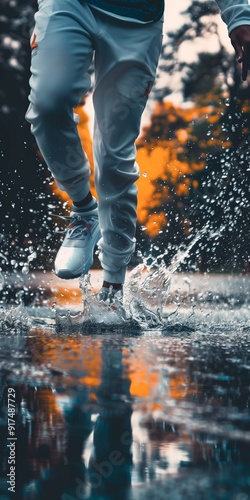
[0,271,250,500]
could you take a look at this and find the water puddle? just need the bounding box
[0,234,250,499]
[0,328,250,499]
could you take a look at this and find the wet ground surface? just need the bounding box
[0,271,250,499]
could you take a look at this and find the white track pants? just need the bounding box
[26,0,163,277]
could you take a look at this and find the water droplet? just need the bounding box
[22,265,29,275]
[0,272,5,291]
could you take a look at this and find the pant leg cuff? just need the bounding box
[103,267,127,284]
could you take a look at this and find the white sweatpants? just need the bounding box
[26,0,163,278]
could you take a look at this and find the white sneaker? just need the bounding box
[54,206,101,279]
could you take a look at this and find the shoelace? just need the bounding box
[57,214,95,240]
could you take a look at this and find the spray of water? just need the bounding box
[0,221,224,334]
[0,302,30,334]
[74,225,224,331]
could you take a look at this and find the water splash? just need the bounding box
[55,226,223,332]
[0,304,31,333]
[0,287,31,333]
[123,225,223,326]
[79,274,140,331]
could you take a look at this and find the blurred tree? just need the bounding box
[137,0,250,272]
[135,95,228,266]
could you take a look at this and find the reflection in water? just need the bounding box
[0,329,250,499]
[89,342,132,499]
[27,340,133,500]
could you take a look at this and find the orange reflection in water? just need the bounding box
[30,335,102,390]
[28,331,198,413]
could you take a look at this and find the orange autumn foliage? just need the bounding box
[51,97,235,239]
[134,98,229,236]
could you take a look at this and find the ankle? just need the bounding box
[72,197,97,213]
[73,192,93,208]
[102,281,123,291]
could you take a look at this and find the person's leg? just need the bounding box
[25,0,97,202]
[25,1,103,278]
[93,12,163,288]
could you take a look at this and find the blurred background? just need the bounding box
[1,0,250,275]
